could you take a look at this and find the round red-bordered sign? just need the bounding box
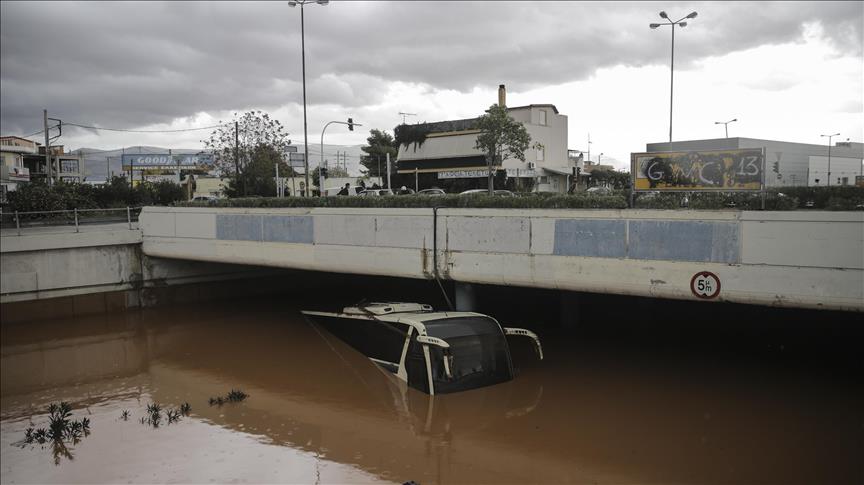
[690,271,721,299]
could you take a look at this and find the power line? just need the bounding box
[10,122,230,139]
[64,122,230,133]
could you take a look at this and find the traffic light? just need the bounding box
[347,118,354,131]
[321,167,328,178]
[772,161,779,173]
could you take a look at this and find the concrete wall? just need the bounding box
[0,224,276,310]
[140,207,864,312]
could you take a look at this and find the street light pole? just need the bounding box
[651,10,697,143]
[714,118,738,138]
[289,0,329,196]
[820,132,840,186]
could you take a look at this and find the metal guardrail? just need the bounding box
[0,207,142,236]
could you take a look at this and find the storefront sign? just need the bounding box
[122,153,214,170]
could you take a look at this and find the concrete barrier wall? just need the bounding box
[138,207,863,311]
[0,225,275,307]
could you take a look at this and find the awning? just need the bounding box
[397,155,487,173]
[542,166,576,176]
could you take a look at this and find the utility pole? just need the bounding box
[44,109,51,185]
[386,152,391,190]
[821,132,840,186]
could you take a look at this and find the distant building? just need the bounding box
[395,85,574,193]
[0,136,35,197]
[646,137,864,187]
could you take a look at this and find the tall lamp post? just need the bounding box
[820,132,840,186]
[289,0,329,196]
[320,118,361,194]
[651,10,697,143]
[714,118,737,138]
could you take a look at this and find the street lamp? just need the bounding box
[288,0,329,196]
[820,132,840,186]
[650,10,697,143]
[320,118,361,194]
[714,118,737,138]
[598,153,604,164]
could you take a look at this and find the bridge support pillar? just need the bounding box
[559,291,581,330]
[454,282,478,312]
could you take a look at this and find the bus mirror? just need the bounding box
[417,335,453,379]
[503,327,544,360]
[416,335,450,349]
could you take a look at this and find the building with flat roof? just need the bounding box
[0,136,35,198]
[646,137,863,187]
[395,85,574,193]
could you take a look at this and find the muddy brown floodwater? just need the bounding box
[1,296,862,484]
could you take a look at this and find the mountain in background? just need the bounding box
[74,144,366,180]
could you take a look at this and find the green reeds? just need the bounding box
[209,389,249,406]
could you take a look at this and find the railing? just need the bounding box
[0,207,142,236]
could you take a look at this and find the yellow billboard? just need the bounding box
[632,148,764,191]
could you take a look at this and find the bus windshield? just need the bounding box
[424,317,513,393]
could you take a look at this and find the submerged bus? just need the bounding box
[301,302,543,395]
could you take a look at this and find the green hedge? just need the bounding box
[182,194,629,209]
[4,177,186,213]
[633,187,863,211]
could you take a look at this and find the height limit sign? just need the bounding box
[690,271,721,299]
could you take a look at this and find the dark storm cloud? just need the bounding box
[1,1,860,134]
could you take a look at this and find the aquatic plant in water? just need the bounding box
[139,402,189,427]
[209,389,249,406]
[19,402,92,464]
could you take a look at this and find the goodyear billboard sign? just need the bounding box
[122,153,214,170]
[631,148,764,191]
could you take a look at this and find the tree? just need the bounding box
[311,163,348,189]
[590,168,631,189]
[359,129,398,182]
[223,144,295,197]
[474,105,536,194]
[202,110,292,196]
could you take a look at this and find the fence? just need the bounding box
[0,207,142,236]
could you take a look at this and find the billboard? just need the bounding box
[122,153,214,170]
[288,152,306,168]
[631,148,764,191]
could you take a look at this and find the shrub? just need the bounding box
[182,194,628,210]
[5,176,186,213]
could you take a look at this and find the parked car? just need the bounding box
[191,195,219,204]
[323,186,365,196]
[458,189,515,197]
[395,186,416,195]
[585,186,613,195]
[416,188,446,196]
[360,189,393,196]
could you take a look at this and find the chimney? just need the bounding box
[498,84,506,107]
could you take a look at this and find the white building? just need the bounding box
[646,137,864,187]
[396,85,575,193]
[0,136,34,197]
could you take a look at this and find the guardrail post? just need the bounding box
[74,208,79,233]
[127,207,132,230]
[15,211,21,236]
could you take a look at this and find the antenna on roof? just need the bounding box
[398,112,417,124]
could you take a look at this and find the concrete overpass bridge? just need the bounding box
[137,207,863,312]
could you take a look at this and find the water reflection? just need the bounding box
[1,299,862,484]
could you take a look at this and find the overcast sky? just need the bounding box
[1,1,861,171]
